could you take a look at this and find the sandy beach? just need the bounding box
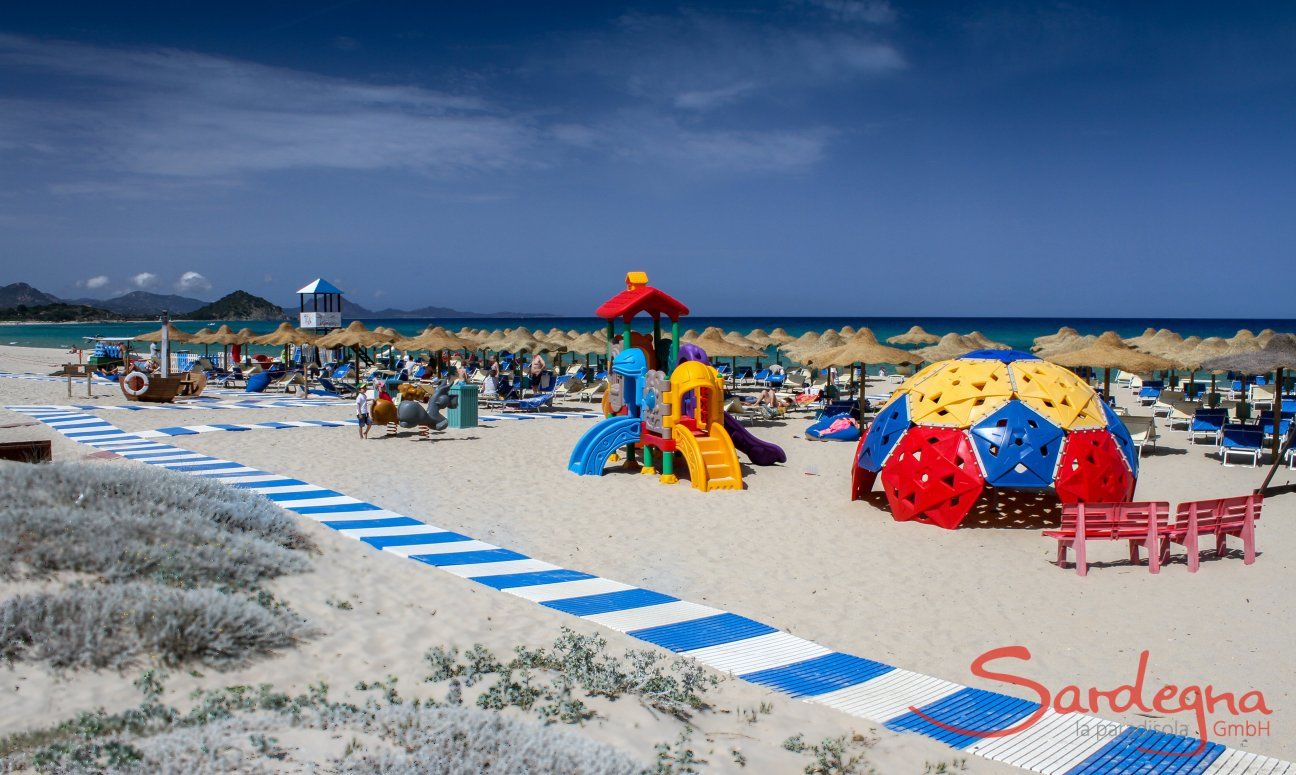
[1,343,1291,770]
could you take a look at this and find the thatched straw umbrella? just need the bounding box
[1203,333,1296,463]
[839,325,856,337]
[689,327,764,381]
[566,332,608,368]
[1049,331,1178,399]
[1034,333,1096,359]
[1123,327,1160,349]
[136,323,193,344]
[1033,327,1081,351]
[804,329,920,409]
[767,328,795,345]
[746,329,775,346]
[886,325,940,346]
[254,322,319,367]
[187,327,215,344]
[915,333,984,363]
[964,331,1011,350]
[1177,336,1232,405]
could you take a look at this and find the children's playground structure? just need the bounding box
[851,349,1138,529]
[569,272,785,491]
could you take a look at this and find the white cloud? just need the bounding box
[570,11,905,113]
[80,275,109,289]
[559,115,833,173]
[175,271,211,294]
[0,34,537,185]
[131,272,157,288]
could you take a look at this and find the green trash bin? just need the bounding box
[448,382,478,429]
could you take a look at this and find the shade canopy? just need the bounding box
[1201,333,1296,375]
[1049,332,1178,374]
[916,333,988,363]
[1032,327,1081,351]
[1177,337,1232,371]
[254,322,318,346]
[565,332,608,355]
[690,327,765,358]
[1033,332,1096,359]
[135,323,193,343]
[397,326,471,351]
[723,330,766,351]
[887,325,940,346]
[186,327,216,344]
[745,328,775,346]
[203,324,244,345]
[803,329,920,368]
[766,327,796,345]
[296,278,344,295]
[963,331,1011,350]
[317,321,386,348]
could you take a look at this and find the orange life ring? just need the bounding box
[122,370,150,397]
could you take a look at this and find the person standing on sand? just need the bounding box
[529,351,546,393]
[355,387,371,439]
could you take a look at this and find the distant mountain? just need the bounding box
[0,282,61,308]
[64,291,208,317]
[188,291,287,321]
[369,305,556,319]
[0,303,121,322]
[280,300,554,319]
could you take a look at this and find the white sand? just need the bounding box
[2,343,1291,766]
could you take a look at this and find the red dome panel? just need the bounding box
[880,427,985,529]
[1055,429,1135,504]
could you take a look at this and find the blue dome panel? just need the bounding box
[959,349,1039,363]
[968,400,1064,488]
[858,394,910,472]
[1100,400,1140,477]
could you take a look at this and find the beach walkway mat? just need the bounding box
[10,404,1292,775]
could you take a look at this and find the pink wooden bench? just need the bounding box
[1044,502,1170,576]
[1162,494,1262,573]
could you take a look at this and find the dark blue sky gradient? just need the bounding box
[1,2,1292,315]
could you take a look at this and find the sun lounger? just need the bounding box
[1122,416,1158,455]
[1162,494,1261,572]
[1219,425,1264,466]
[505,392,554,412]
[317,377,358,397]
[1188,408,1227,444]
[1043,501,1170,576]
[577,380,607,402]
[1138,386,1161,406]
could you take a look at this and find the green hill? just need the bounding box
[0,303,122,322]
[187,290,286,321]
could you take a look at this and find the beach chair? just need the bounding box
[1137,386,1161,406]
[1122,416,1158,455]
[1250,385,1275,412]
[1163,400,1197,431]
[1043,501,1170,576]
[1219,425,1264,466]
[318,377,358,397]
[1162,495,1261,572]
[505,392,554,412]
[556,376,585,398]
[577,380,607,403]
[267,370,305,393]
[1188,408,1227,444]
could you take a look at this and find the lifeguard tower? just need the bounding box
[297,278,345,333]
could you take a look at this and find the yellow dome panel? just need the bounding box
[906,359,1014,428]
[1009,360,1107,430]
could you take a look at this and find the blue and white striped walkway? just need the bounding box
[9,405,1290,775]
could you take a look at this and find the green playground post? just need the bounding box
[669,319,680,371]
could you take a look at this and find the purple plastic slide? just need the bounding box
[723,411,787,466]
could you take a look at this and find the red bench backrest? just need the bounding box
[1060,502,1170,539]
[1175,494,1263,534]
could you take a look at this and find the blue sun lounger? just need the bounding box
[1220,425,1264,467]
[505,392,555,412]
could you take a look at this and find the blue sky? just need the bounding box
[1,2,1292,316]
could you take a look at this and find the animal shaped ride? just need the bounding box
[397,382,458,433]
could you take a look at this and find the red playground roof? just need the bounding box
[594,272,690,322]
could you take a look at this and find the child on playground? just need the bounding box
[355,388,372,439]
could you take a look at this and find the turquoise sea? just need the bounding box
[3,316,1294,355]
